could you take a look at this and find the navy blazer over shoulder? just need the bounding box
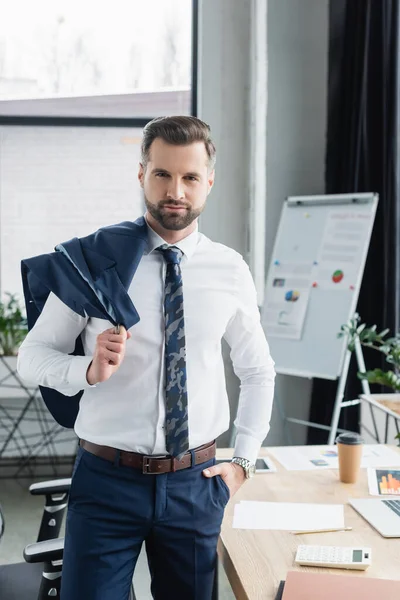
[20,217,148,428]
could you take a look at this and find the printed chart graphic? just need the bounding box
[285,290,300,302]
[376,470,400,495]
[332,269,344,284]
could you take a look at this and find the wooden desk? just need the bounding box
[217,446,400,600]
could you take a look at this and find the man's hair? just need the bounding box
[141,116,216,171]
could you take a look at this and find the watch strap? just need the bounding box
[231,456,255,478]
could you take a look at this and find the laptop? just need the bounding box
[349,497,400,537]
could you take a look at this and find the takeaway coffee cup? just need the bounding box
[335,432,364,483]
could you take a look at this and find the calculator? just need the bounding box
[295,545,371,570]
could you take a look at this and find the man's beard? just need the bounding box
[144,194,206,231]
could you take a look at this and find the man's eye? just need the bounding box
[186,176,197,182]
[156,172,168,178]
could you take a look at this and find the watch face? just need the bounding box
[248,464,256,478]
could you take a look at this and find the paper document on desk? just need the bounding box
[269,444,400,471]
[233,501,345,531]
[367,468,400,496]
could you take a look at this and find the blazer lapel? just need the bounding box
[55,217,148,328]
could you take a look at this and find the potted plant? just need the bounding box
[0,293,28,357]
[0,293,28,396]
[338,316,400,443]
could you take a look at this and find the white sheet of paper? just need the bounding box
[268,445,400,471]
[262,261,313,340]
[315,209,370,292]
[233,501,345,531]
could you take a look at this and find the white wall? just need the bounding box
[199,0,329,446]
[198,0,251,255]
[198,0,252,446]
[0,126,144,298]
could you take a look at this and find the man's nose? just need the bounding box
[166,178,185,200]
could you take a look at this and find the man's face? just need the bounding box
[138,138,214,231]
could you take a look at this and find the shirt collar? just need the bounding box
[144,216,199,261]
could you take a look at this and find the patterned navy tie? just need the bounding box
[157,245,189,460]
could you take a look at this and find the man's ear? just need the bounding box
[138,163,145,188]
[207,169,215,195]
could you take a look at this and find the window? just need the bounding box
[0,0,195,119]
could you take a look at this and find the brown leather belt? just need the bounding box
[79,439,216,474]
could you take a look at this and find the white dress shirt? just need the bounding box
[17,218,275,463]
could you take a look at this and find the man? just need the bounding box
[17,116,275,600]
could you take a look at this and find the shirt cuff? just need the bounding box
[233,433,262,464]
[67,356,97,390]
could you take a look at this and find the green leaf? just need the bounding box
[358,369,400,392]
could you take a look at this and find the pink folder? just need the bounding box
[282,570,400,600]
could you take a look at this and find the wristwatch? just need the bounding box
[231,457,256,479]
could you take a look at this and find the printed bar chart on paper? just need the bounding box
[380,472,400,494]
[368,469,400,496]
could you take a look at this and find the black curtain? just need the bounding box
[307,0,400,443]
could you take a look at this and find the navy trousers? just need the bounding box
[60,445,230,600]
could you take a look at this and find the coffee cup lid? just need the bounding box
[335,432,364,445]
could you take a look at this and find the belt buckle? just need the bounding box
[142,457,152,474]
[142,455,178,474]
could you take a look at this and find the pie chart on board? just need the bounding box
[285,290,300,302]
[332,270,344,284]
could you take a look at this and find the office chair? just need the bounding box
[0,497,4,540]
[0,478,137,600]
[0,478,69,599]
